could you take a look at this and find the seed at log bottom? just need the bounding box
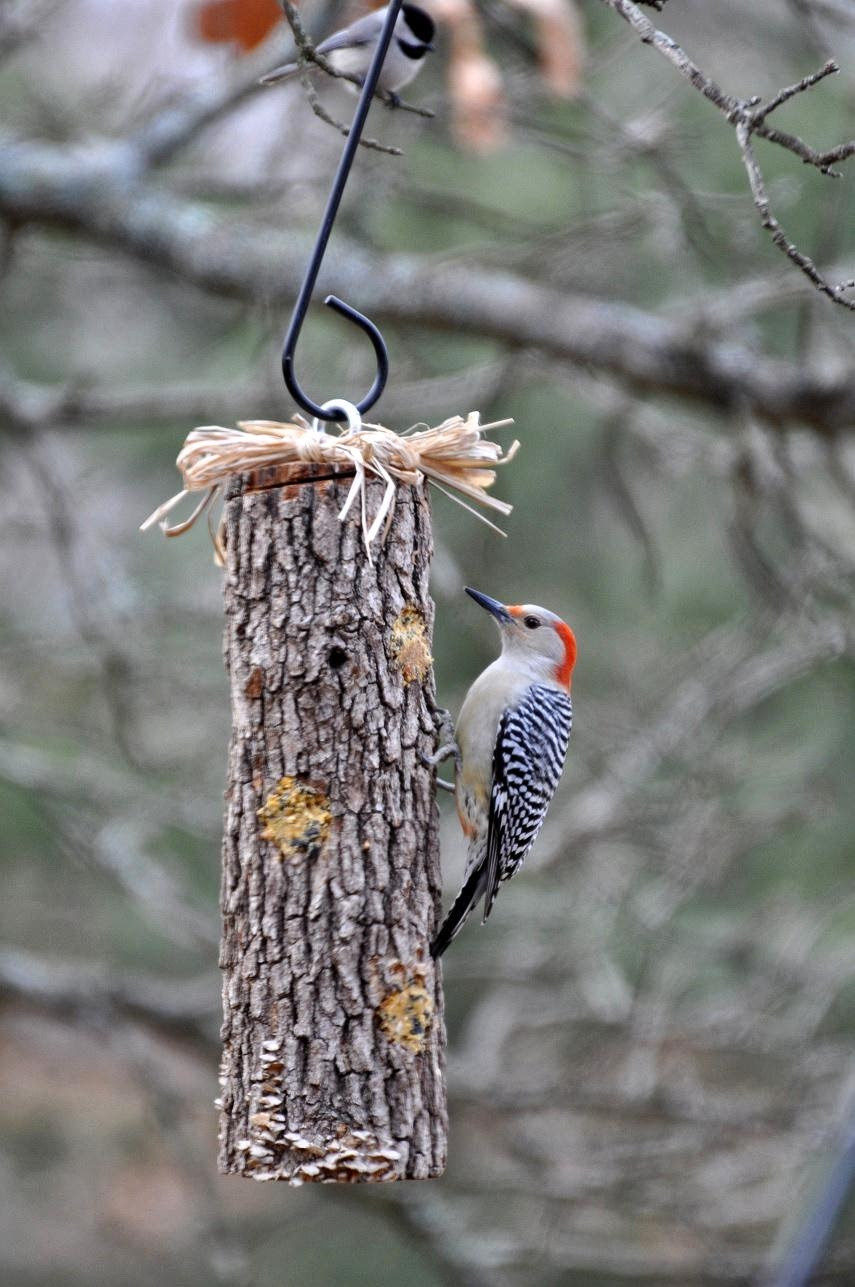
[389,604,433,684]
[257,776,331,861]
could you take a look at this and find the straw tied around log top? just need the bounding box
[141,412,519,555]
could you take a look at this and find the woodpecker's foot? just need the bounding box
[431,704,456,741]
[384,91,402,109]
[423,707,461,776]
[422,741,460,770]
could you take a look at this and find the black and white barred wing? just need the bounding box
[483,684,572,921]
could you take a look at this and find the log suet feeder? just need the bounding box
[217,465,447,1182]
[142,0,518,1185]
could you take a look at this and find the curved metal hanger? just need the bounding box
[281,0,405,422]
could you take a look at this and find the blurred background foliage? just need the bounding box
[1,0,855,1283]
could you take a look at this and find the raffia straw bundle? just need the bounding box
[141,412,519,557]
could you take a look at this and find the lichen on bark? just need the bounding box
[218,471,447,1182]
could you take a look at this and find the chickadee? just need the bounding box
[260,3,435,99]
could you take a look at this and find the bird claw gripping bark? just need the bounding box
[430,703,455,741]
[427,710,461,763]
[420,708,460,792]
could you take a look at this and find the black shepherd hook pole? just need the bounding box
[281,0,405,422]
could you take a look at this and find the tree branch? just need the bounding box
[132,43,281,168]
[298,66,403,157]
[277,0,434,120]
[0,946,219,1049]
[0,138,852,432]
[735,119,855,309]
[599,0,855,307]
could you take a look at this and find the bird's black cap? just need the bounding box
[402,4,436,46]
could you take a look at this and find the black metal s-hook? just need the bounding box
[281,0,404,422]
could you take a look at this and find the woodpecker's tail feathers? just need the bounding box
[260,62,300,86]
[481,813,502,924]
[430,865,488,958]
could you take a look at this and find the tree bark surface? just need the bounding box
[218,470,446,1183]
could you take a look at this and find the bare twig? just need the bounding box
[751,61,840,127]
[299,68,403,157]
[128,0,429,169]
[599,0,855,307]
[735,120,855,309]
[0,368,277,429]
[18,429,142,762]
[278,0,434,120]
[597,402,662,594]
[0,360,515,433]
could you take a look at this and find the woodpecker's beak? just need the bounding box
[465,586,511,624]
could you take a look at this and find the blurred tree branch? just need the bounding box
[540,606,850,871]
[131,31,286,166]
[0,137,852,431]
[0,0,60,63]
[0,358,511,431]
[0,946,219,1048]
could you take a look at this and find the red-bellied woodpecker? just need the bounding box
[430,586,576,958]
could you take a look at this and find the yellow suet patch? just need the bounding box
[377,973,434,1053]
[389,605,433,684]
[257,777,331,861]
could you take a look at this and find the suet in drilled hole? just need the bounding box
[257,776,331,862]
[389,605,432,684]
[377,974,434,1053]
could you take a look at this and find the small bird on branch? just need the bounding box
[430,587,576,957]
[260,3,436,99]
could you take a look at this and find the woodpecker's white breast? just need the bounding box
[455,656,566,840]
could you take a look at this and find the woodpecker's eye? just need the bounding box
[523,615,541,630]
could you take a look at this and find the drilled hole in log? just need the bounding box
[328,645,348,670]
